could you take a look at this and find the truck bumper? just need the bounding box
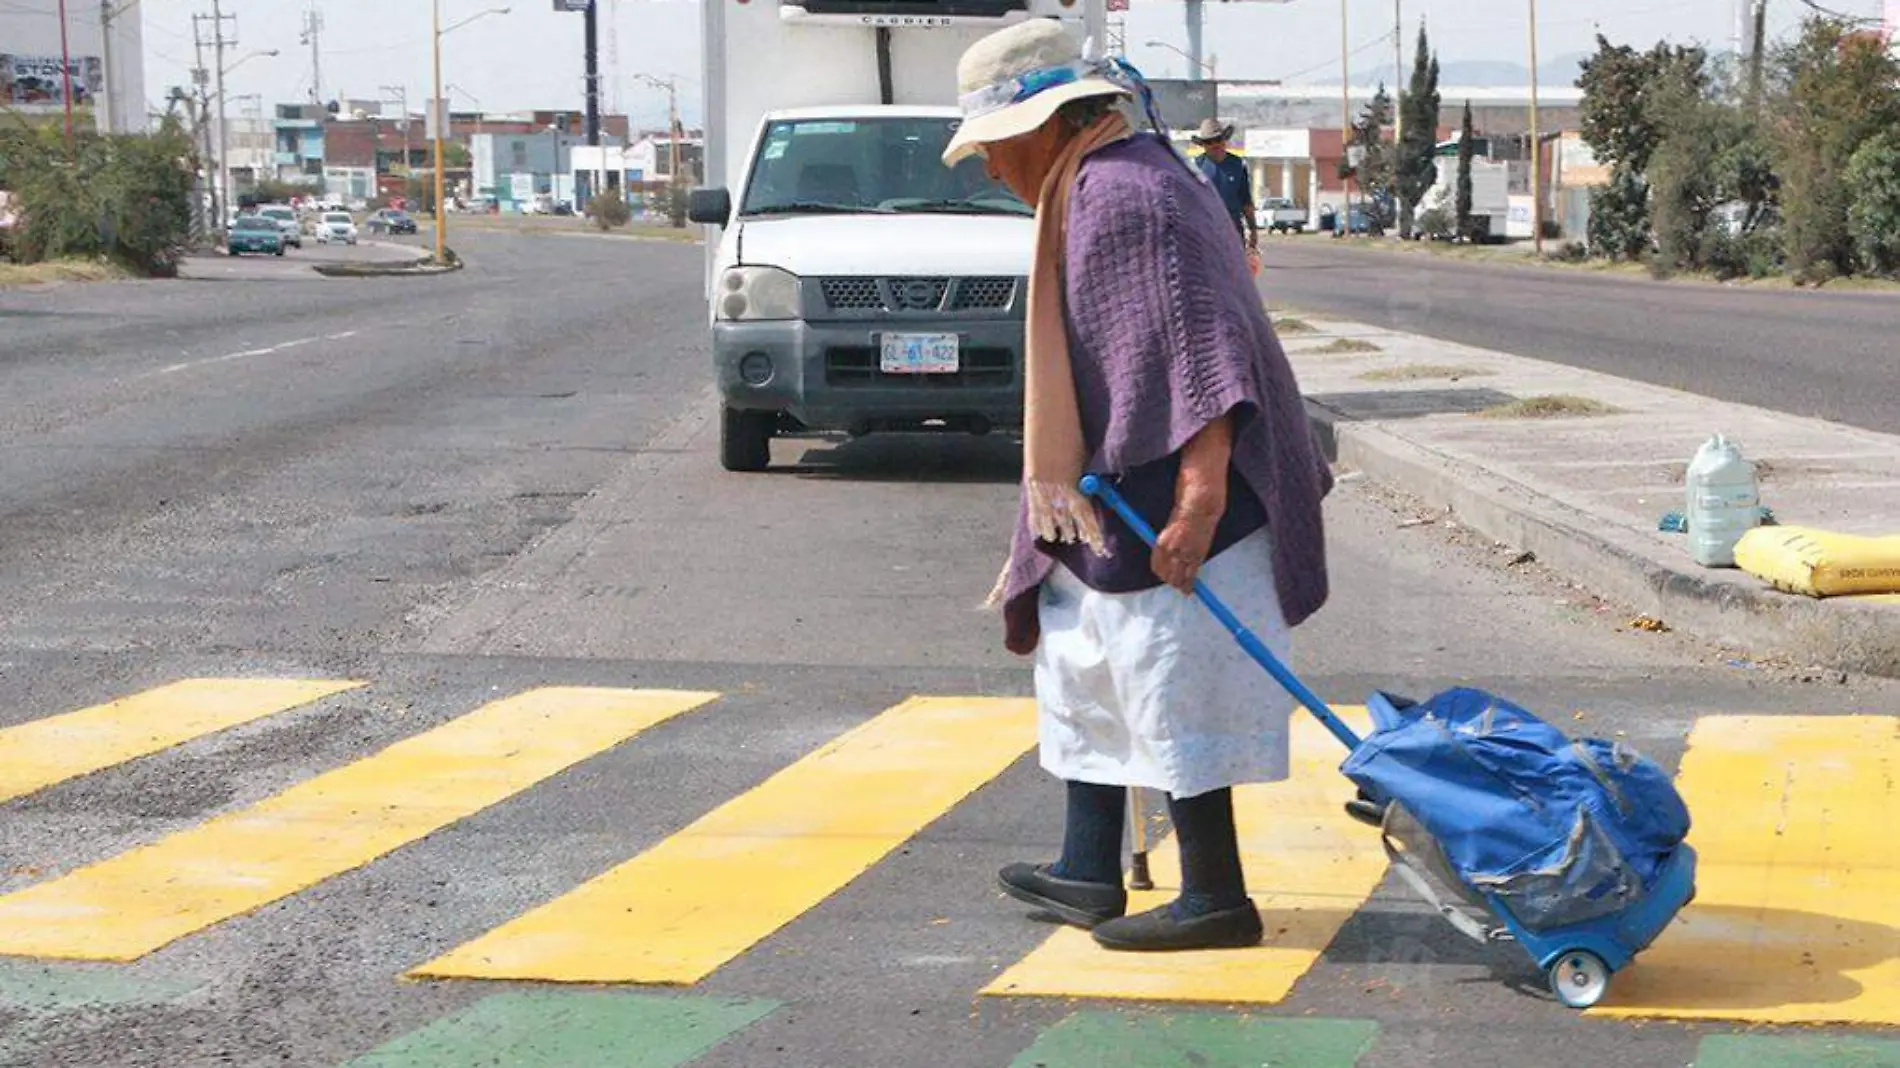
[713,319,1024,435]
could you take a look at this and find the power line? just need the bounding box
[1271,27,1399,85]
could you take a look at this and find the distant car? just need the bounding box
[316,211,359,245]
[228,216,286,256]
[366,209,418,235]
[255,204,303,248]
[1256,196,1308,234]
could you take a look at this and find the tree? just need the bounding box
[1348,83,1395,232]
[1767,17,1900,280]
[1396,23,1442,238]
[1575,35,1709,262]
[1577,36,1708,176]
[1846,131,1900,276]
[1454,101,1475,241]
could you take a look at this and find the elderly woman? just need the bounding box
[943,20,1334,952]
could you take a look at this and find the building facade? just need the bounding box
[0,4,146,133]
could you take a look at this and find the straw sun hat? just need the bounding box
[941,19,1131,167]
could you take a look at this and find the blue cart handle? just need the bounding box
[1079,475,1363,752]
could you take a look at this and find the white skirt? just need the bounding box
[1033,527,1294,799]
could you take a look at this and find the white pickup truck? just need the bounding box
[687,0,1105,472]
[1257,196,1307,234]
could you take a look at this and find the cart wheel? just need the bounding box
[1548,951,1610,1009]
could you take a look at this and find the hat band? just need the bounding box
[958,59,1099,120]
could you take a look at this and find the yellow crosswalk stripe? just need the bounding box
[409,695,1036,985]
[982,709,1386,1005]
[1597,715,1900,1024]
[0,687,718,962]
[0,678,364,805]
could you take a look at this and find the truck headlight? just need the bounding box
[717,266,800,321]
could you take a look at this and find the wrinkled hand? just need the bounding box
[1152,506,1221,594]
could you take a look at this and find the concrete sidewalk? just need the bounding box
[1277,313,1900,678]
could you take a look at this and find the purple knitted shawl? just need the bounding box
[998,133,1334,648]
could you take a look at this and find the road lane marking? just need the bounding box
[983,709,1386,1005]
[1597,715,1900,1024]
[342,991,777,1068]
[409,695,1036,985]
[0,687,718,962]
[0,678,363,805]
[145,330,357,379]
[1008,1014,1379,1068]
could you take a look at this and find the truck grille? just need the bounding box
[824,346,1015,388]
[818,277,1018,314]
[950,277,1017,311]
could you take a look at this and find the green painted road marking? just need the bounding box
[1695,1034,1900,1067]
[1009,1013,1377,1068]
[0,962,204,1013]
[343,991,777,1068]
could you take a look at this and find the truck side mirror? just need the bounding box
[688,187,732,226]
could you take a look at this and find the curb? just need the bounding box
[1304,400,1900,679]
[311,256,456,278]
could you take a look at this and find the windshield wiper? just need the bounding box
[895,199,1032,217]
[744,201,887,216]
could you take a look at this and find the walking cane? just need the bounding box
[1127,786,1162,890]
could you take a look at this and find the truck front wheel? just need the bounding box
[720,406,774,472]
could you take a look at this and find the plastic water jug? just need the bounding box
[1685,435,1761,568]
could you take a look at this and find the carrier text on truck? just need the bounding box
[687,0,1107,471]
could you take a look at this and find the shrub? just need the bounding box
[1416,207,1453,240]
[1845,132,1900,276]
[1,120,195,275]
[586,189,632,230]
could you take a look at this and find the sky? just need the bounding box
[131,0,1890,128]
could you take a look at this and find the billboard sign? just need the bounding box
[0,54,103,108]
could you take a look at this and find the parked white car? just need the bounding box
[316,212,359,245]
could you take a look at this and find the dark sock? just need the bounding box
[1050,781,1125,886]
[1168,788,1249,918]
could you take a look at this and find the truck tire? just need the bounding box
[720,406,774,472]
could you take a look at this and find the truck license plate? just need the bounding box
[880,333,960,375]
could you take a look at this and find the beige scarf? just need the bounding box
[987,111,1133,608]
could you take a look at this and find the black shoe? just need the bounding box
[1092,901,1265,952]
[997,863,1127,930]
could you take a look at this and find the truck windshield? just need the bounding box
[739,117,1030,219]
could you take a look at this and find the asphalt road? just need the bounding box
[1260,239,1900,434]
[0,232,1893,1068]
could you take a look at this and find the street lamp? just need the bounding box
[431,3,511,262]
[218,49,278,228]
[1145,40,1218,82]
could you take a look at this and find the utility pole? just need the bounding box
[302,4,325,106]
[206,0,236,231]
[583,0,602,209]
[100,0,115,134]
[1746,0,1767,114]
[1341,0,1351,237]
[432,0,447,262]
[191,16,214,228]
[635,73,682,226]
[1393,0,1404,232]
[1528,0,1543,256]
[58,0,76,149]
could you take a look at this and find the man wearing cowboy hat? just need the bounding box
[1192,118,1257,251]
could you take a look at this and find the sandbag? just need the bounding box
[1734,526,1900,598]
